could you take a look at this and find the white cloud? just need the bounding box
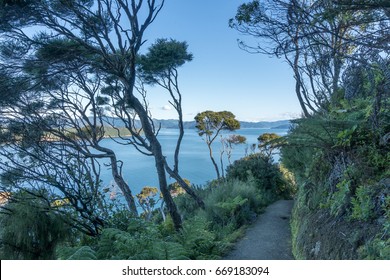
[161,105,173,111]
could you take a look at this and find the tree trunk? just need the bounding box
[94,145,138,216]
[164,164,205,209]
[293,43,310,118]
[109,155,138,216]
[154,150,182,230]
[128,93,183,230]
[208,143,221,179]
[220,150,225,178]
[167,89,205,208]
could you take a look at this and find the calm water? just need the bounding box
[99,128,288,195]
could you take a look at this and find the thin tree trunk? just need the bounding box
[293,46,310,118]
[208,143,221,179]
[109,156,138,216]
[153,150,182,230]
[94,145,138,216]
[128,93,183,230]
[165,82,205,208]
[220,150,225,178]
[164,163,205,208]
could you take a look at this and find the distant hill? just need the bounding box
[156,119,291,129]
[89,117,291,130]
[239,120,291,129]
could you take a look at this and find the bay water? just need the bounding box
[99,128,288,197]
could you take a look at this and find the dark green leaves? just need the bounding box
[194,110,240,138]
[230,0,261,25]
[138,38,193,84]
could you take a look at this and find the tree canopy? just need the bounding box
[0,0,197,231]
[230,0,390,116]
[195,110,240,179]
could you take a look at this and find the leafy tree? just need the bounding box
[220,134,246,177]
[136,186,160,221]
[0,139,107,236]
[0,60,139,215]
[168,179,190,198]
[257,133,282,160]
[0,0,187,230]
[137,39,204,208]
[0,191,69,259]
[230,0,365,115]
[194,111,240,179]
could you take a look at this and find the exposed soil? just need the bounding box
[224,200,294,260]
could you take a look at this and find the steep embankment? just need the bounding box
[282,114,390,260]
[224,200,294,260]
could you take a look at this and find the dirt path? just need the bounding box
[223,200,294,260]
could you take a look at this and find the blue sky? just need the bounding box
[141,0,302,121]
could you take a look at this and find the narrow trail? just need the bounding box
[223,200,294,260]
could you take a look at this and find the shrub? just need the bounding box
[351,186,376,221]
[203,179,264,229]
[359,237,390,260]
[175,215,227,259]
[226,153,289,199]
[173,185,206,220]
[56,246,97,260]
[0,192,69,259]
[329,178,351,217]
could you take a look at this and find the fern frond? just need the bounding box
[67,246,97,260]
[56,245,97,260]
[150,241,188,260]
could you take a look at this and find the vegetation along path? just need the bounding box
[224,200,294,260]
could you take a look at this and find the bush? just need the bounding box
[359,237,390,260]
[281,95,390,259]
[0,192,69,259]
[56,246,97,260]
[226,153,290,199]
[351,185,376,221]
[203,179,264,229]
[176,215,225,259]
[173,185,207,220]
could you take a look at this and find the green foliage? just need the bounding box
[157,216,176,237]
[203,179,263,228]
[226,153,290,199]
[136,186,160,220]
[56,246,97,260]
[0,192,69,259]
[229,0,260,26]
[335,125,358,147]
[138,38,193,84]
[278,164,297,197]
[359,237,390,260]
[169,179,190,197]
[176,215,227,259]
[329,179,351,216]
[351,186,375,221]
[149,241,188,260]
[282,93,389,259]
[194,110,241,179]
[95,218,188,260]
[195,111,240,138]
[227,134,246,145]
[257,132,282,157]
[54,173,287,260]
[97,227,151,260]
[173,185,207,220]
[104,208,136,232]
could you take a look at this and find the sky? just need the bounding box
[140,0,302,122]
